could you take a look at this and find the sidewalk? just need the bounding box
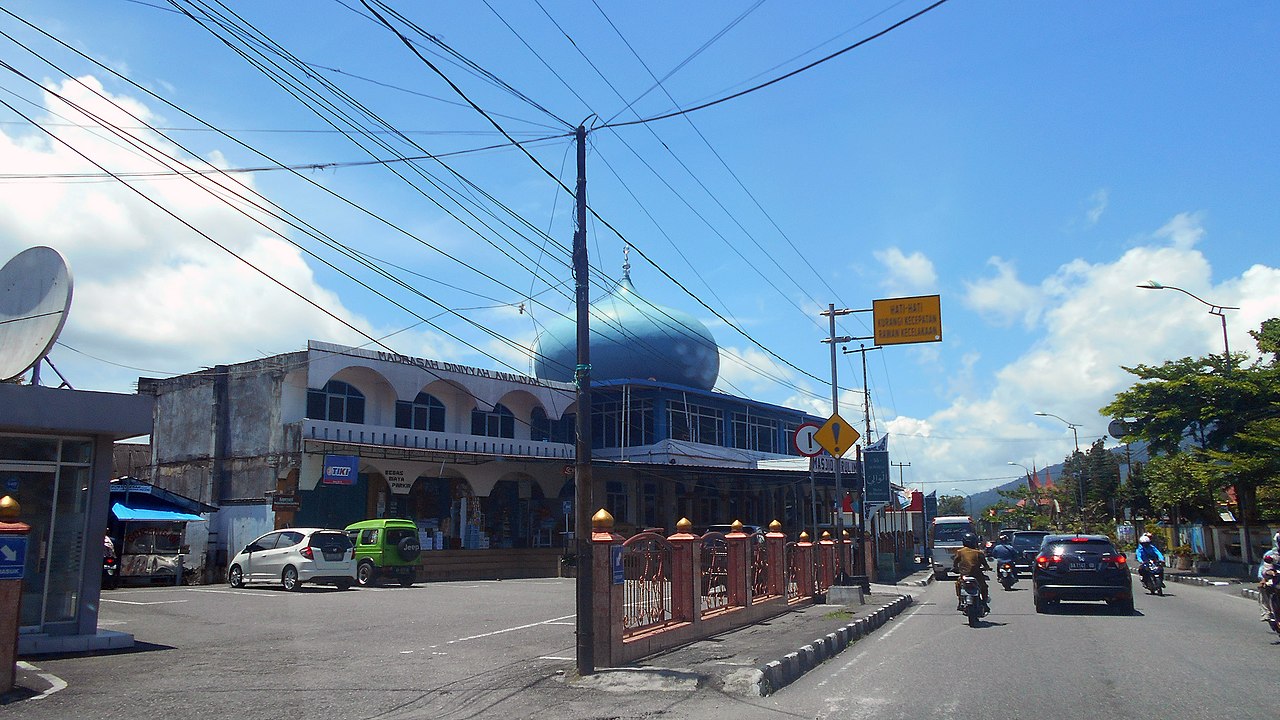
[575,569,931,697]
[1129,558,1261,602]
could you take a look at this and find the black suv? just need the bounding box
[1010,531,1051,575]
[1032,534,1133,613]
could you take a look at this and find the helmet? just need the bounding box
[1265,551,1280,565]
[1138,534,1152,544]
[962,532,978,549]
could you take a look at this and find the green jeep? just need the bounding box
[344,519,422,587]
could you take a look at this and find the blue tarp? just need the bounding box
[111,502,204,523]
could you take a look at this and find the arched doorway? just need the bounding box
[483,475,548,548]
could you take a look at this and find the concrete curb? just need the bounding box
[758,593,912,697]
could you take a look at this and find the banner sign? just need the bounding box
[864,450,891,504]
[322,455,359,485]
[924,491,938,524]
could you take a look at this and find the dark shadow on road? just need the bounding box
[1039,602,1144,617]
[23,640,177,661]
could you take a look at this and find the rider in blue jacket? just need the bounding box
[1136,534,1165,584]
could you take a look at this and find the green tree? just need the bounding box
[938,495,967,516]
[1101,318,1280,525]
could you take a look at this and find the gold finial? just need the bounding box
[0,496,18,520]
[842,530,850,540]
[821,531,832,540]
[591,508,615,531]
[730,520,743,533]
[799,531,810,542]
[768,520,782,533]
[676,518,693,533]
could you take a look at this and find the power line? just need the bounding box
[602,0,952,130]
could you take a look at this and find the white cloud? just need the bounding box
[962,257,1044,328]
[890,213,1278,494]
[0,76,445,388]
[873,247,937,295]
[1085,188,1109,226]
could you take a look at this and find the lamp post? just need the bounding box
[1138,281,1237,370]
[1008,462,1032,529]
[1138,280,1251,575]
[1035,411,1084,517]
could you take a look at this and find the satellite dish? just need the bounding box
[1107,419,1131,439]
[0,246,73,382]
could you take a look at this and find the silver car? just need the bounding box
[228,528,356,591]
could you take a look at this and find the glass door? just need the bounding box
[0,468,57,630]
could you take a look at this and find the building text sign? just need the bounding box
[872,295,942,346]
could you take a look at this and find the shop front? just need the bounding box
[109,478,215,584]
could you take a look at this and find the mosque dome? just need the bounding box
[532,265,720,390]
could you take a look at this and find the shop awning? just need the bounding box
[111,502,205,523]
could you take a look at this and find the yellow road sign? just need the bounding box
[872,294,942,346]
[814,413,860,458]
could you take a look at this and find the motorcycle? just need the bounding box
[1141,559,1165,596]
[958,575,987,627]
[1263,572,1280,636]
[102,555,119,590]
[997,561,1017,590]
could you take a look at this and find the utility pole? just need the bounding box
[820,304,853,582]
[841,342,880,573]
[571,124,594,676]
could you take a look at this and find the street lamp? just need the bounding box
[951,487,972,518]
[1138,280,1237,369]
[1035,411,1084,514]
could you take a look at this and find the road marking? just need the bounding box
[102,599,189,606]
[538,656,574,661]
[183,588,277,597]
[16,662,67,701]
[815,604,917,688]
[445,614,576,645]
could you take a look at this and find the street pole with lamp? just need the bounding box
[1138,281,1238,370]
[1008,462,1032,529]
[1137,280,1251,574]
[1035,411,1085,520]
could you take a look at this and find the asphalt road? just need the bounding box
[745,575,1274,720]
[16,574,1274,719]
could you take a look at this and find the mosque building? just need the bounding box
[140,264,856,580]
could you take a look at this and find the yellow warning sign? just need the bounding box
[872,294,942,346]
[814,414,860,458]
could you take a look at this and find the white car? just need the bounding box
[228,528,356,591]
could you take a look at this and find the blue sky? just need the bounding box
[1,1,1276,495]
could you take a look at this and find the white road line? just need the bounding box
[102,599,189,606]
[16,661,67,701]
[538,656,574,661]
[445,614,576,645]
[815,605,917,688]
[183,588,277,597]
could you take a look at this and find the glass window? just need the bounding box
[360,529,379,546]
[277,531,304,547]
[471,404,515,438]
[606,481,629,521]
[0,436,58,462]
[307,381,366,424]
[667,400,722,446]
[396,392,445,432]
[932,523,975,543]
[247,533,279,553]
[592,398,654,448]
[60,440,93,464]
[732,412,779,453]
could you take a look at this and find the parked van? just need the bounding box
[931,515,975,579]
[345,519,422,587]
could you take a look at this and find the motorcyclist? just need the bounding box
[1258,532,1280,622]
[990,536,1017,565]
[952,532,990,611]
[1135,534,1165,585]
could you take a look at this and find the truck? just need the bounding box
[931,515,975,580]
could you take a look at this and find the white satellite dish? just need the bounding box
[0,246,74,382]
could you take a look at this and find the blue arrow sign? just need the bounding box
[0,536,26,580]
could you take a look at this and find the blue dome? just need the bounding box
[533,272,719,390]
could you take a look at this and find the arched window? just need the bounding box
[531,407,550,442]
[471,403,515,438]
[396,392,445,432]
[306,380,365,424]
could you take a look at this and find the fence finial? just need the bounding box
[821,530,832,541]
[675,517,692,533]
[592,508,615,531]
[769,520,782,533]
[730,520,743,533]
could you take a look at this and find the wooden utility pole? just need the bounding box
[572,125,594,676]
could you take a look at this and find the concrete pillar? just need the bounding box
[766,521,786,597]
[819,533,836,590]
[795,535,814,598]
[0,497,31,695]
[590,509,625,668]
[668,519,698,624]
[726,521,750,608]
